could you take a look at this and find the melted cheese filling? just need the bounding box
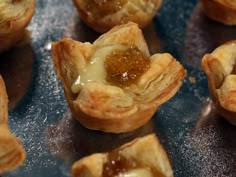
[71,44,150,93]
[71,45,127,93]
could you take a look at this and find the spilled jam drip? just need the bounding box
[104,46,150,88]
[86,0,127,18]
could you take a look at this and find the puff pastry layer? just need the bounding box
[52,22,186,133]
[72,134,173,177]
[73,0,162,32]
[0,76,26,174]
[202,40,236,125]
[201,0,236,25]
[0,0,35,52]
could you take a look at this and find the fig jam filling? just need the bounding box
[86,0,127,17]
[104,45,150,88]
[103,149,136,177]
[102,148,165,177]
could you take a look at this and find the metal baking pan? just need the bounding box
[1,0,236,176]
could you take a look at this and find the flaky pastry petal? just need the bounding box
[0,124,26,174]
[202,40,236,125]
[0,75,26,174]
[94,22,150,57]
[0,76,8,124]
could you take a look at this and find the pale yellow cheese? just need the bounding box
[71,44,128,93]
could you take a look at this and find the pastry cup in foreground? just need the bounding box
[200,0,236,25]
[0,76,26,174]
[202,40,236,125]
[73,0,162,33]
[72,134,173,177]
[52,22,186,133]
[0,0,35,53]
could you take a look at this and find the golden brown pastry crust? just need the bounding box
[201,40,236,125]
[0,76,26,174]
[73,0,162,33]
[0,76,8,124]
[0,0,35,52]
[52,22,186,133]
[72,134,173,177]
[201,0,236,25]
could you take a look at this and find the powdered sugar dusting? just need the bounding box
[176,101,236,177]
[155,96,236,177]
[184,3,236,69]
[5,0,74,176]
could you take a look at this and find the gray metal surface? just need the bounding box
[0,0,236,176]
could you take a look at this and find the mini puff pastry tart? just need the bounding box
[0,76,26,174]
[202,40,236,125]
[72,134,173,177]
[200,0,236,25]
[73,0,162,33]
[52,22,186,133]
[0,0,35,52]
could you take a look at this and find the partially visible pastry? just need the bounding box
[0,76,8,124]
[73,0,162,33]
[72,134,173,177]
[0,0,35,52]
[201,40,236,125]
[0,76,26,174]
[52,22,186,133]
[200,0,236,25]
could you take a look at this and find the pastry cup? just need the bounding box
[52,22,186,133]
[202,40,236,125]
[73,0,162,33]
[200,0,236,25]
[0,0,35,52]
[72,134,173,177]
[0,76,26,173]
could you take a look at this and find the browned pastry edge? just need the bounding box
[201,40,236,125]
[0,75,26,173]
[72,101,157,133]
[200,0,236,25]
[0,124,26,174]
[0,76,8,124]
[72,134,174,177]
[72,0,162,33]
[0,0,35,52]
